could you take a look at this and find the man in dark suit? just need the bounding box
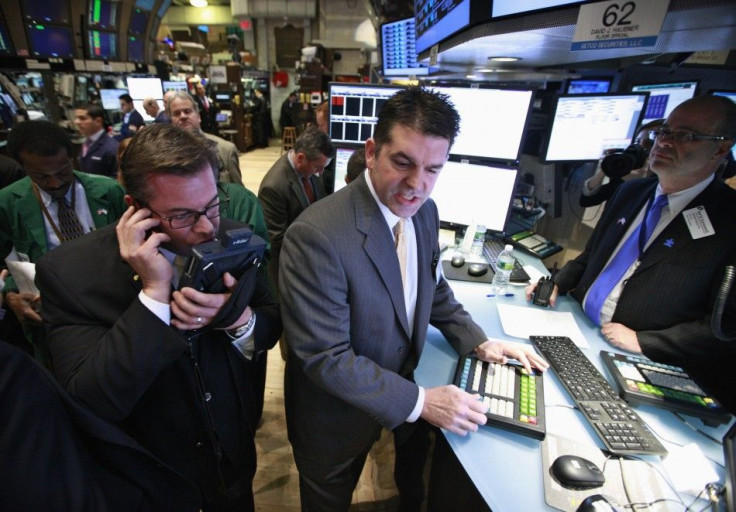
[36,124,282,510]
[117,94,144,140]
[258,126,333,358]
[279,87,547,511]
[74,104,119,177]
[193,82,218,135]
[528,95,736,413]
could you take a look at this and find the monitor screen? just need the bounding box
[415,0,472,54]
[88,0,119,30]
[133,99,164,122]
[544,93,647,162]
[381,18,429,77]
[87,30,118,59]
[100,88,128,110]
[162,80,189,92]
[127,36,144,62]
[135,0,156,9]
[710,90,736,160]
[129,8,149,34]
[431,160,518,233]
[157,0,172,19]
[26,24,75,59]
[126,77,163,99]
[21,0,71,24]
[492,0,585,18]
[333,146,358,193]
[0,15,14,55]
[631,80,699,125]
[429,85,533,163]
[328,83,403,145]
[566,78,612,94]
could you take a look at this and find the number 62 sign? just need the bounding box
[571,0,670,51]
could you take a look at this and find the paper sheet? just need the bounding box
[5,260,39,296]
[496,303,590,348]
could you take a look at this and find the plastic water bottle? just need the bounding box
[491,244,515,294]
[470,224,486,257]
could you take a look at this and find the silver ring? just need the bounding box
[196,316,202,324]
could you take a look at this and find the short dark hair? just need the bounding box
[293,125,334,160]
[346,148,366,183]
[119,93,133,104]
[120,124,218,203]
[7,120,72,162]
[79,104,106,121]
[372,86,460,156]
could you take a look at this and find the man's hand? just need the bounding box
[474,338,549,374]
[525,281,559,307]
[116,206,172,303]
[5,291,43,325]
[420,385,488,436]
[171,272,252,331]
[601,322,641,353]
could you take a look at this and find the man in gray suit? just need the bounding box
[168,92,243,186]
[279,86,547,511]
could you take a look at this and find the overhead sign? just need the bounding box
[571,0,670,51]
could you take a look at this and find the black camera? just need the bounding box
[179,227,266,293]
[601,144,649,178]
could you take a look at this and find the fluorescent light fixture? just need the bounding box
[190,0,207,7]
[488,56,520,62]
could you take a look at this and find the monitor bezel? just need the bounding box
[332,145,360,194]
[25,23,76,59]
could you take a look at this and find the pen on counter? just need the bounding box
[487,293,515,297]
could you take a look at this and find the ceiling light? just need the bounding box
[488,56,520,62]
[190,0,208,7]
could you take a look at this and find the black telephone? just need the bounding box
[532,263,557,307]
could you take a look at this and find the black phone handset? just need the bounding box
[711,265,736,341]
[533,262,557,307]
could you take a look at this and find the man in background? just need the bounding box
[142,97,168,124]
[279,91,298,134]
[193,82,218,135]
[168,91,243,186]
[74,104,119,178]
[344,148,366,185]
[117,94,144,140]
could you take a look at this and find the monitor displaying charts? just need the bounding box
[631,80,699,125]
[328,83,403,145]
[381,17,429,77]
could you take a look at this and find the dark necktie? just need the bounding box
[82,138,92,157]
[584,193,669,325]
[302,176,315,204]
[56,197,86,242]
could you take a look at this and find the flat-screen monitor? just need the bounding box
[0,15,14,55]
[21,0,71,24]
[127,36,144,62]
[129,8,149,34]
[100,88,128,110]
[415,0,471,54]
[88,0,119,30]
[566,78,612,94]
[631,80,699,125]
[328,83,403,145]
[133,99,164,122]
[157,0,172,19]
[26,24,76,59]
[162,80,188,92]
[429,85,533,163]
[492,0,585,18]
[381,18,429,77]
[431,160,519,233]
[333,146,358,193]
[87,30,118,60]
[126,77,162,99]
[544,93,647,162]
[214,91,231,107]
[135,0,156,10]
[710,90,736,160]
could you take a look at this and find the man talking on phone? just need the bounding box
[36,124,282,511]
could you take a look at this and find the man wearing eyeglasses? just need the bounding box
[35,124,282,511]
[0,120,126,365]
[527,95,736,413]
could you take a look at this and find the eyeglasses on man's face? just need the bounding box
[648,129,731,144]
[148,198,230,229]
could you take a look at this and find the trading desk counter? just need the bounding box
[415,252,733,511]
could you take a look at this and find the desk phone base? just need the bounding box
[453,355,546,440]
[530,336,667,456]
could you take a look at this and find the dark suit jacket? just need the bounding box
[119,109,144,139]
[279,176,486,465]
[80,133,119,177]
[258,152,326,289]
[556,176,736,411]
[36,218,282,503]
[0,342,201,512]
[194,95,218,134]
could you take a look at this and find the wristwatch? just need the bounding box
[225,312,256,339]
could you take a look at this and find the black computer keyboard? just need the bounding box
[453,355,546,440]
[530,336,667,456]
[483,239,531,283]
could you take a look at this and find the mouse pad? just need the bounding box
[541,434,664,511]
[442,260,493,284]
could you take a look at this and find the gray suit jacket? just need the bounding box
[280,175,485,464]
[203,132,242,185]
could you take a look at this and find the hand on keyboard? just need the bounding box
[473,338,549,374]
[421,385,489,436]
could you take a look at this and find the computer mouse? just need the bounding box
[576,494,620,512]
[550,455,605,490]
[451,254,465,268]
[467,263,488,277]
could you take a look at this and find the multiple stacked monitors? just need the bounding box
[429,85,534,163]
[332,147,358,193]
[100,88,128,110]
[380,18,429,77]
[432,161,519,233]
[328,83,403,145]
[566,78,612,94]
[631,80,699,125]
[544,93,647,162]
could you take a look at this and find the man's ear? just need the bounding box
[124,195,136,208]
[365,138,376,170]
